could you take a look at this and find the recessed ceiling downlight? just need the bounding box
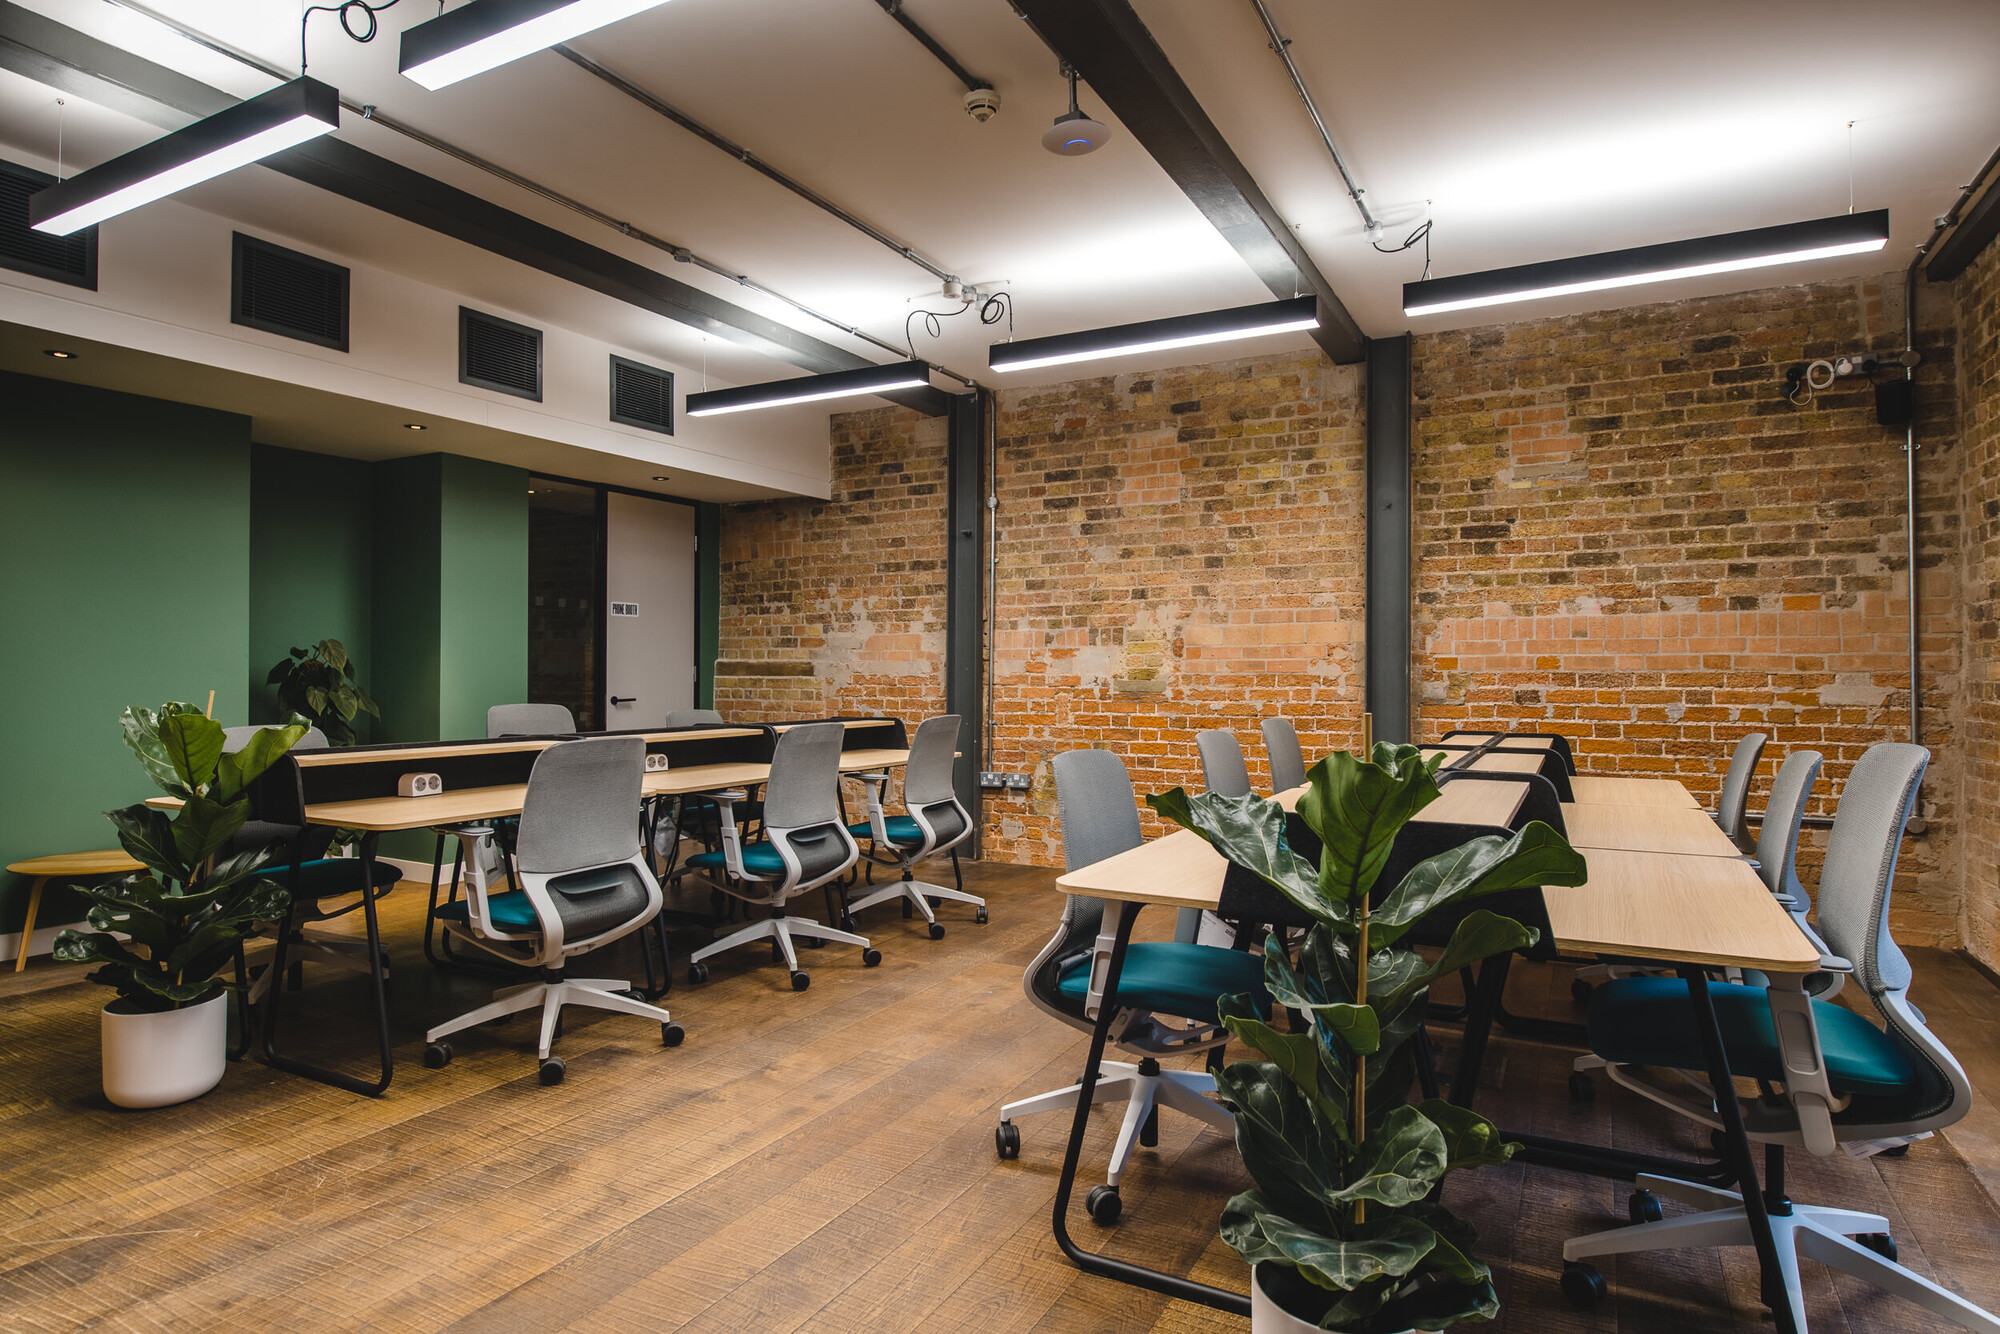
[44,349,78,359]
[404,423,427,430]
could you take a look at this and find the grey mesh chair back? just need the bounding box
[1262,716,1308,793]
[1754,750,1822,907]
[760,722,848,830]
[488,703,576,738]
[1717,732,1768,844]
[515,737,645,875]
[1815,743,1925,996]
[664,708,724,728]
[902,715,962,807]
[1197,729,1252,798]
[1025,749,1146,1022]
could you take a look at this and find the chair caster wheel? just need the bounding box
[1571,977,1594,1005]
[1085,1185,1122,1226]
[974,907,988,924]
[661,1022,685,1047]
[862,947,882,967]
[1710,1128,1729,1154]
[1561,1262,1606,1308]
[1628,1190,1663,1224]
[688,962,710,985]
[1880,1143,1910,1158]
[1858,1232,1898,1261]
[928,922,945,941]
[538,1056,565,1086]
[1568,1071,1596,1103]
[423,1040,452,1069]
[995,1121,1021,1159]
[841,916,859,933]
[790,971,811,992]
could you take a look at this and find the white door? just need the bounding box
[604,491,696,727]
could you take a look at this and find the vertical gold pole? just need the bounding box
[205,689,215,719]
[1362,711,1373,755]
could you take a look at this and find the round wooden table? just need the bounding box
[6,851,143,972]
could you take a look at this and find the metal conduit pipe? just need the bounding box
[1244,0,1375,234]
[868,0,989,92]
[101,0,981,388]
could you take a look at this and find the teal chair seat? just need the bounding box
[685,843,789,877]
[433,890,540,933]
[848,816,924,846]
[1056,943,1271,1027]
[1587,976,1913,1097]
[279,857,401,900]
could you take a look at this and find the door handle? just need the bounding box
[610,696,637,705]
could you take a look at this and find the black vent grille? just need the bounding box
[460,307,542,400]
[609,355,674,434]
[232,233,348,351]
[0,159,96,289]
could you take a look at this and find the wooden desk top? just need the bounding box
[771,719,895,732]
[1561,804,1745,859]
[1569,776,1701,810]
[7,850,144,877]
[292,727,767,767]
[1441,733,1556,751]
[1542,848,1820,971]
[1466,752,1547,775]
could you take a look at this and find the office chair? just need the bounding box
[423,737,682,1085]
[1714,731,1769,853]
[487,703,576,737]
[663,708,725,727]
[994,748,1270,1226]
[844,714,985,938]
[1562,743,2000,1332]
[1260,715,1308,793]
[678,721,876,991]
[1188,729,1258,946]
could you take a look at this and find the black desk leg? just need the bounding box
[260,831,395,1097]
[1448,951,1511,1108]
[1680,964,1797,1334]
[1050,900,1251,1317]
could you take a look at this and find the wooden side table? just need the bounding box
[6,851,144,971]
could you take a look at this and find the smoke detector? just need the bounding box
[1042,66,1108,156]
[965,86,1000,122]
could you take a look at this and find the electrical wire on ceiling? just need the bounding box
[906,289,1011,359]
[1372,217,1431,280]
[300,0,400,74]
[98,0,984,389]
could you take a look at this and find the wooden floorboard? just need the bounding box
[3,862,2000,1332]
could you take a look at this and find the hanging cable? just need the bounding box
[906,291,1011,359]
[1373,218,1432,280]
[300,0,399,74]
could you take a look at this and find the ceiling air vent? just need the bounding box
[232,232,348,351]
[609,355,674,435]
[460,307,542,400]
[0,159,96,289]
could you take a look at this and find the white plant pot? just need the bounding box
[100,991,228,1109]
[1251,1264,1415,1334]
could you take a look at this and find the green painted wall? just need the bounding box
[0,372,251,935]
[439,453,530,740]
[249,445,375,732]
[369,455,444,743]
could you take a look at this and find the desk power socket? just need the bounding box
[644,753,670,772]
[397,772,443,797]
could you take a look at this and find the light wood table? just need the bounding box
[1542,848,1817,972]
[1441,732,1557,750]
[1569,775,1701,809]
[6,850,144,971]
[290,726,767,767]
[1561,803,1747,860]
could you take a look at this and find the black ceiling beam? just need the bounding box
[1010,0,1365,365]
[0,2,949,416]
[1925,174,2000,283]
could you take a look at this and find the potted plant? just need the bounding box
[266,639,379,745]
[1148,743,1588,1332]
[53,703,306,1108]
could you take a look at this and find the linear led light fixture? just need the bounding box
[684,360,933,417]
[30,78,339,236]
[400,0,677,90]
[987,296,1319,373]
[1403,209,1890,317]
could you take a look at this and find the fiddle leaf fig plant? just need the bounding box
[266,638,378,746]
[1148,743,1589,1331]
[53,703,308,1013]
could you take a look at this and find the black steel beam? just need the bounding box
[944,391,986,851]
[1365,334,1411,744]
[1926,174,2000,282]
[0,3,949,415]
[1010,0,1366,365]
[868,0,988,92]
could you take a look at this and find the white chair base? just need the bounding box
[425,975,672,1059]
[689,913,871,972]
[1565,1173,2000,1332]
[1001,1060,1233,1188]
[847,875,985,926]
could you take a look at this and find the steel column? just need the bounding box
[1365,334,1413,744]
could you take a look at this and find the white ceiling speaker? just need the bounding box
[1042,66,1108,156]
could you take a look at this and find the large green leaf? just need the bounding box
[1146,788,1332,923]
[105,804,184,880]
[1218,994,1324,1097]
[1417,1099,1519,1175]
[1295,746,1439,908]
[158,707,225,791]
[1246,1210,1439,1295]
[1375,910,1538,1013]
[1371,822,1588,949]
[319,638,348,673]
[1215,1061,1350,1227]
[1322,1104,1449,1207]
[213,721,306,803]
[1260,942,1383,1057]
[169,792,249,869]
[119,705,186,797]
[1385,1274,1501,1332]
[265,658,294,685]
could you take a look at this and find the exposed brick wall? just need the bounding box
[1410,277,1962,947]
[1955,239,2000,969]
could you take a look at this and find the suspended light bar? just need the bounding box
[684,360,933,417]
[400,0,677,90]
[30,78,339,236]
[987,296,1319,373]
[1403,210,1890,318]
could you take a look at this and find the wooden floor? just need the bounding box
[2,860,1998,1333]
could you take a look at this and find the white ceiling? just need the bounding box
[4,0,1998,405]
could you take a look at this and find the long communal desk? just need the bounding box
[1046,772,1822,1326]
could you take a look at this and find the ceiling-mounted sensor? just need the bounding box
[1042,65,1108,156]
[965,87,1000,122]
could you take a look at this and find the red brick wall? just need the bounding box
[1956,239,2000,969]
[1410,278,1962,946]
